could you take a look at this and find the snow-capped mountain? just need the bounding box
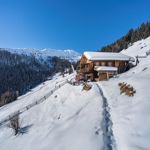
[1,48,81,62]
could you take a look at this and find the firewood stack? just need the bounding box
[118,82,136,97]
[82,83,92,91]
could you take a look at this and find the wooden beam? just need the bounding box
[106,72,109,80]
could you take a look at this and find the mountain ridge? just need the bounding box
[0,48,81,62]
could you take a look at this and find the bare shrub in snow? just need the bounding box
[9,114,20,135]
[82,83,92,91]
[0,90,18,107]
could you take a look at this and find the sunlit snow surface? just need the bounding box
[100,37,150,150]
[0,73,104,150]
[1,37,150,150]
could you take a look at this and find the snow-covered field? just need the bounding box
[0,74,104,150]
[0,37,150,150]
[100,37,150,150]
[0,73,73,122]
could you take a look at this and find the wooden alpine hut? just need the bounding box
[78,51,134,81]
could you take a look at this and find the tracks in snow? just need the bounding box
[96,83,117,150]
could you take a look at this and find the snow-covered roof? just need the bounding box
[83,51,135,61]
[94,66,118,72]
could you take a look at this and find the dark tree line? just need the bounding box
[100,22,150,52]
[50,56,73,74]
[0,50,72,106]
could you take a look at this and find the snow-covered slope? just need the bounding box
[0,73,105,150]
[100,36,150,150]
[1,48,81,62]
[121,36,150,57]
[1,37,150,150]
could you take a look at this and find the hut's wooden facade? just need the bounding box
[78,52,134,81]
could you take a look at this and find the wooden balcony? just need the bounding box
[80,68,93,73]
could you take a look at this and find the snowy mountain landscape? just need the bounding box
[0,36,150,150]
[1,48,81,62]
[0,49,74,105]
[1,0,150,149]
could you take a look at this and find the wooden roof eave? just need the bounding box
[89,59,131,62]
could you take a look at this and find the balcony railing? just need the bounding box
[80,68,93,73]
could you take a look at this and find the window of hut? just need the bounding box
[101,62,106,66]
[95,62,99,66]
[108,62,112,66]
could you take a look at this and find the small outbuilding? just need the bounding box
[78,51,134,81]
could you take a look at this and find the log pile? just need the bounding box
[118,82,136,97]
[82,83,92,91]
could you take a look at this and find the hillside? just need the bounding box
[100,36,150,149]
[0,37,150,150]
[0,50,72,107]
[0,73,105,150]
[100,22,150,52]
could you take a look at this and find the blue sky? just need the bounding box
[0,0,150,53]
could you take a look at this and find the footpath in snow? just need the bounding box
[96,83,116,150]
[1,36,150,150]
[100,37,150,150]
